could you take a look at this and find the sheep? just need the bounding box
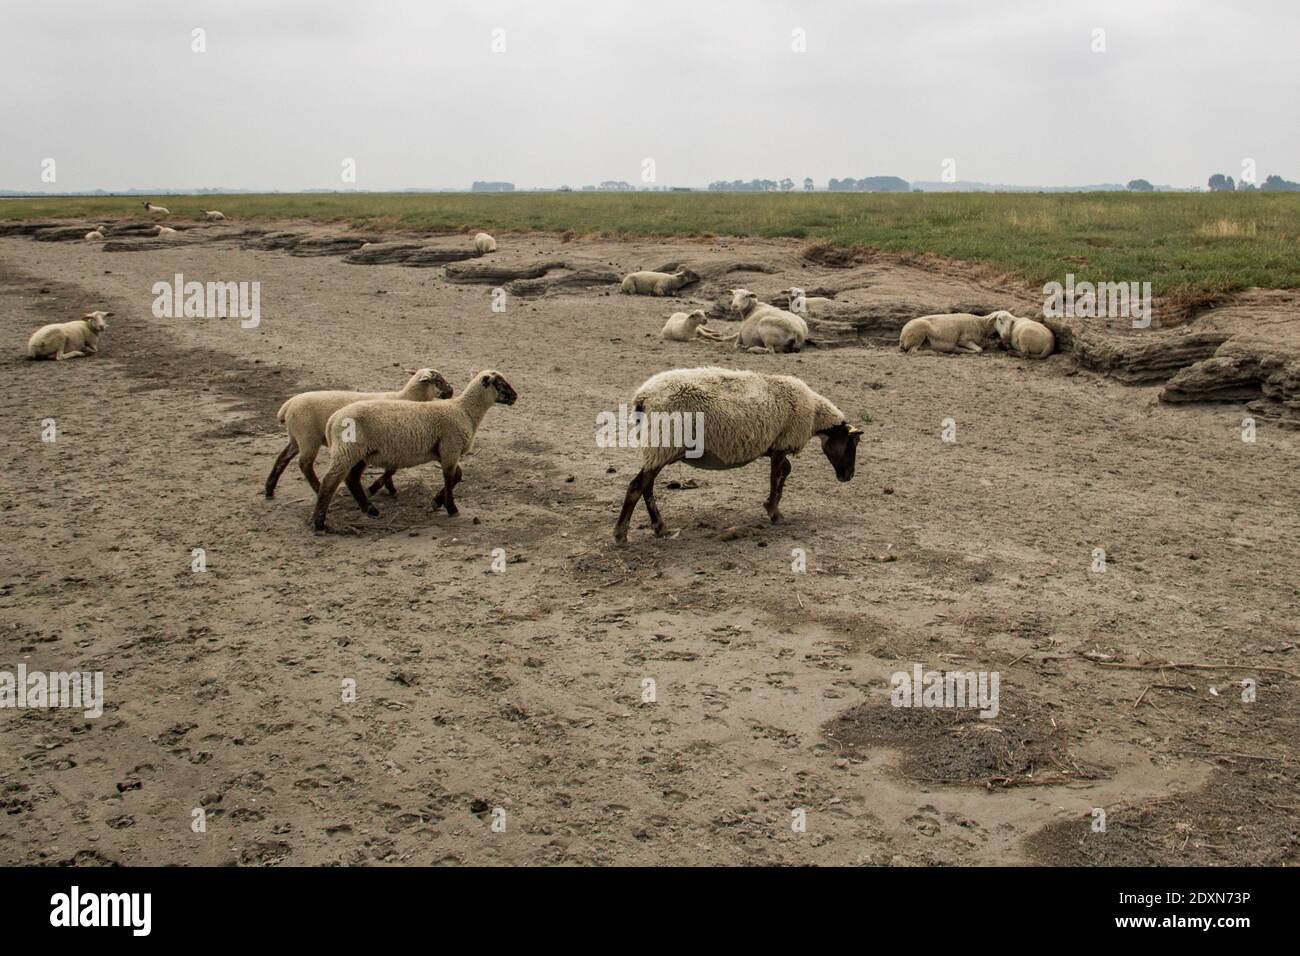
[620,269,701,296]
[715,289,809,353]
[203,210,226,221]
[474,232,497,254]
[264,368,454,500]
[613,366,863,543]
[993,311,1055,359]
[154,225,178,237]
[660,310,724,342]
[310,370,517,530]
[785,287,835,315]
[898,311,999,354]
[83,229,105,241]
[142,201,170,216]
[26,311,110,361]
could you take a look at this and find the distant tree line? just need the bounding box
[1206,173,1300,192]
[827,176,910,192]
[471,181,515,192]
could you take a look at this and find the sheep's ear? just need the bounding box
[848,425,864,435]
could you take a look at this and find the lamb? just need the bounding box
[898,311,999,354]
[264,368,454,500]
[474,232,497,253]
[203,210,226,221]
[785,287,835,315]
[154,225,178,237]
[993,311,1055,359]
[84,228,105,241]
[660,310,723,342]
[614,367,863,543]
[26,311,110,361]
[310,370,517,530]
[620,269,701,296]
[142,201,170,216]
[716,289,810,353]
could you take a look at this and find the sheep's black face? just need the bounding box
[484,373,517,406]
[819,423,862,482]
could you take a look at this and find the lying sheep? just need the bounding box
[786,287,835,315]
[994,311,1055,359]
[717,289,809,353]
[26,311,110,361]
[311,370,517,530]
[84,228,105,241]
[620,269,700,296]
[660,310,723,342]
[204,210,226,221]
[474,232,497,253]
[899,311,999,354]
[143,201,170,216]
[154,225,178,237]
[614,366,862,543]
[264,368,453,499]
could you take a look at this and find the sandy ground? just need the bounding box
[1,225,1298,866]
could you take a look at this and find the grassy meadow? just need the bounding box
[4,191,1299,301]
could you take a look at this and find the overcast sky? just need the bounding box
[3,0,1297,191]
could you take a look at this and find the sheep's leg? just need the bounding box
[366,469,398,497]
[311,462,350,531]
[928,340,958,354]
[766,453,792,523]
[640,465,669,537]
[297,443,322,493]
[432,465,463,510]
[959,341,983,353]
[344,462,380,517]
[437,461,461,516]
[614,469,649,543]
[265,438,300,498]
[55,350,86,361]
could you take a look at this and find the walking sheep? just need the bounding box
[614,367,862,543]
[717,289,809,353]
[264,368,453,499]
[899,311,999,354]
[474,232,497,253]
[311,370,517,530]
[660,310,723,342]
[142,201,170,216]
[993,312,1055,359]
[620,269,701,296]
[26,311,110,360]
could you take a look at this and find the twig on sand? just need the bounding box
[1078,655,1300,681]
[1133,685,1150,710]
[1164,750,1283,762]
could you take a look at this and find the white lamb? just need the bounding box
[204,210,226,221]
[716,289,809,353]
[993,312,1055,359]
[264,368,453,499]
[620,269,701,296]
[312,370,518,530]
[660,310,723,342]
[26,311,110,361]
[786,287,835,315]
[899,311,998,354]
[614,366,863,542]
[154,225,178,237]
[143,201,170,216]
[84,228,105,241]
[474,232,497,253]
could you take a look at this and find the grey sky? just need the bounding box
[4,0,1297,191]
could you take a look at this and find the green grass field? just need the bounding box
[4,192,1299,302]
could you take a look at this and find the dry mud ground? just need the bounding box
[1,224,1298,867]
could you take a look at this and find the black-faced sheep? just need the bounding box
[614,366,862,543]
[143,201,170,216]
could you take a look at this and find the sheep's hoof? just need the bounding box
[366,506,380,517]
[767,509,784,523]
[445,506,459,517]
[614,527,629,544]
[653,524,672,538]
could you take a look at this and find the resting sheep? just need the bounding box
[614,367,862,543]
[264,368,453,499]
[786,287,835,315]
[143,201,170,216]
[717,289,809,353]
[620,269,700,296]
[474,232,497,253]
[204,210,226,221]
[994,312,1055,359]
[311,370,517,530]
[27,311,110,361]
[660,310,723,342]
[899,311,998,354]
[84,228,105,241]
[154,225,178,237]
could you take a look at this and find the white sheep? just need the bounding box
[264,368,454,499]
[84,229,105,241]
[620,269,701,296]
[716,289,809,353]
[474,232,497,253]
[660,310,723,342]
[899,311,998,354]
[26,311,110,361]
[993,312,1055,359]
[142,201,170,216]
[311,370,518,530]
[614,366,863,542]
[154,225,178,237]
[785,287,835,315]
[204,210,226,221]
